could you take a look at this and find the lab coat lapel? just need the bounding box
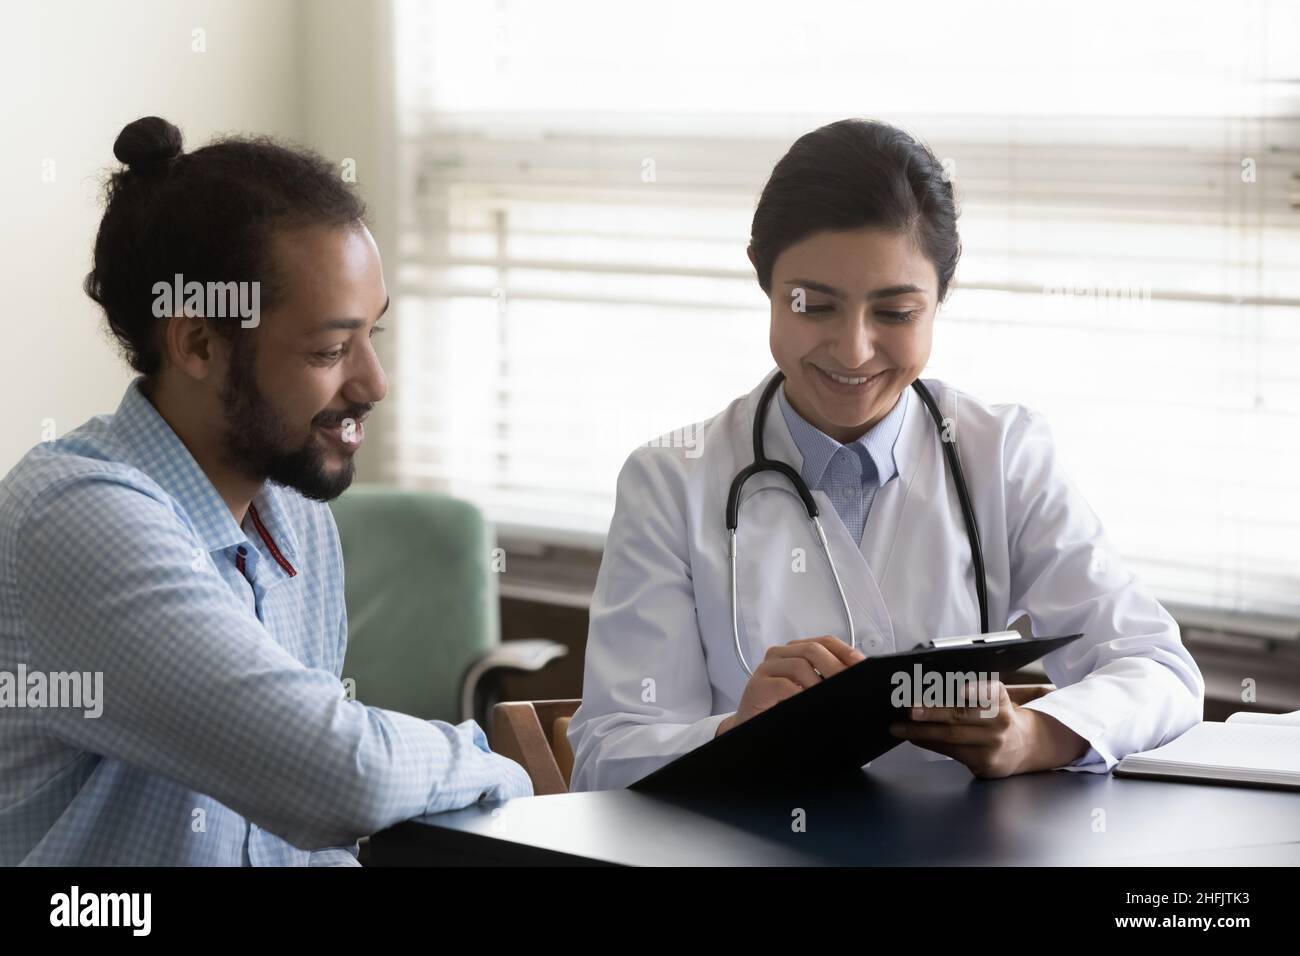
[859,383,935,597]
[734,369,897,654]
[859,379,983,650]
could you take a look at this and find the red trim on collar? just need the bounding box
[247,503,298,577]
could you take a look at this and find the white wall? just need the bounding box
[299,0,399,484]
[0,0,397,481]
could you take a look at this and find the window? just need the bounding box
[391,0,1300,618]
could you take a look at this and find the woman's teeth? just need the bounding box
[828,371,869,384]
[818,366,880,386]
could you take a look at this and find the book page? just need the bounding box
[1127,722,1300,774]
[1226,710,1300,727]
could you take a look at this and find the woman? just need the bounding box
[567,118,1203,792]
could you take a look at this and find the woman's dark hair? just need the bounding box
[749,118,960,303]
[85,116,367,378]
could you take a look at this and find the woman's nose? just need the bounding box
[830,309,876,369]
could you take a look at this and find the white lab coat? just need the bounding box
[568,368,1204,792]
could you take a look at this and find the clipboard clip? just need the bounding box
[928,630,1023,649]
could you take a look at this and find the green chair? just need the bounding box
[328,484,565,732]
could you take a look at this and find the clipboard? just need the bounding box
[630,631,1084,794]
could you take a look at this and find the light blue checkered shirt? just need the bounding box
[0,377,531,866]
[777,383,909,543]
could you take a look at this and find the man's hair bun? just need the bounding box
[112,116,183,171]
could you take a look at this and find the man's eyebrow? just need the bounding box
[308,296,391,334]
[783,279,926,300]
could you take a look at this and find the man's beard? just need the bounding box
[217,339,356,502]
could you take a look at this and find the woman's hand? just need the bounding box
[716,636,865,736]
[887,681,1089,777]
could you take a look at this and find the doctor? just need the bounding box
[567,118,1203,792]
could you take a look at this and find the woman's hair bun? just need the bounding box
[112,116,183,172]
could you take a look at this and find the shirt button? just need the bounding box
[846,485,860,498]
[237,545,248,556]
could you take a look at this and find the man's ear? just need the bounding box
[162,314,217,382]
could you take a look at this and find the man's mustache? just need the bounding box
[314,407,372,428]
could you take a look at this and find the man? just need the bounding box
[0,117,531,866]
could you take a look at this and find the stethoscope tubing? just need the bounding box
[726,371,988,677]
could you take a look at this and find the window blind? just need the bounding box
[390,0,1300,617]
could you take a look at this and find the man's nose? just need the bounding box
[347,343,388,407]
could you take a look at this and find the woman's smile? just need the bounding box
[811,363,890,396]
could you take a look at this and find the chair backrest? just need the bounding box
[492,699,581,795]
[329,484,498,722]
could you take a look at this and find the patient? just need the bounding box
[0,116,531,866]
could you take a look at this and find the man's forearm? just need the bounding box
[1018,709,1090,773]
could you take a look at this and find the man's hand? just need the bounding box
[716,636,865,737]
[886,680,1089,777]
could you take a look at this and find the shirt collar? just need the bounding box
[109,377,300,568]
[776,380,910,489]
[246,481,301,576]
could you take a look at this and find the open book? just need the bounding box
[1114,710,1300,790]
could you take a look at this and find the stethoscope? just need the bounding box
[726,371,989,676]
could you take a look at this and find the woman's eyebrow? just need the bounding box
[783,279,926,300]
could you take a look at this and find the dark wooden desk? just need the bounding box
[371,751,1300,866]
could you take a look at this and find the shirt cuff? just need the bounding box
[1059,746,1111,774]
[308,845,362,866]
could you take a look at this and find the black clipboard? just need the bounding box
[630,632,1084,794]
